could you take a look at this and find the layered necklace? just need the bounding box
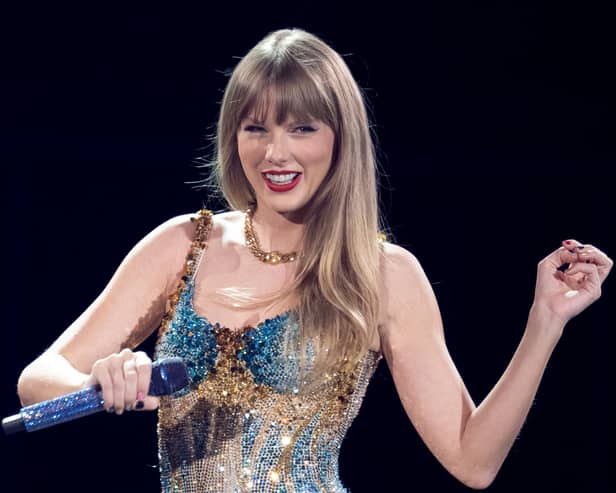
[244,209,298,264]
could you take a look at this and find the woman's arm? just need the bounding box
[379,240,611,489]
[17,213,196,408]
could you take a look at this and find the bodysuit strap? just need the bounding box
[156,209,213,343]
[185,209,214,282]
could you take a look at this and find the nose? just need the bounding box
[265,131,290,164]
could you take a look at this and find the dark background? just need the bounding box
[1,2,614,492]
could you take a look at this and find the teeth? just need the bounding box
[265,173,299,184]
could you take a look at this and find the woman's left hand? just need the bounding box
[533,239,612,326]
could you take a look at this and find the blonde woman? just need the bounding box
[16,29,612,492]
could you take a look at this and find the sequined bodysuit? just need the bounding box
[155,210,381,493]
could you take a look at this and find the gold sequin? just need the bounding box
[155,209,382,492]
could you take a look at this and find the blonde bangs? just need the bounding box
[233,62,339,135]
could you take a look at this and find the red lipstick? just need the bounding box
[262,172,302,192]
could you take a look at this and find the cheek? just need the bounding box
[306,146,332,164]
[237,138,263,167]
[306,138,334,174]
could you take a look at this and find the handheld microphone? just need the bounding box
[2,357,188,435]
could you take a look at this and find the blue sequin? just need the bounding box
[155,263,380,493]
[156,280,217,392]
[156,278,301,394]
[21,387,104,432]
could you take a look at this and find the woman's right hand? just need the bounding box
[84,348,160,414]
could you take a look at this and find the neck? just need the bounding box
[250,206,304,253]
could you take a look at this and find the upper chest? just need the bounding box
[180,211,384,351]
[189,229,298,330]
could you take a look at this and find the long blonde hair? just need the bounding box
[207,29,383,381]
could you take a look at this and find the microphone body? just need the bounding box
[2,357,188,435]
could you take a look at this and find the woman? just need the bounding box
[16,28,612,492]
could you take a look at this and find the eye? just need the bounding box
[293,125,317,134]
[243,125,266,133]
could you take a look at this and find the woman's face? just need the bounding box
[237,105,335,218]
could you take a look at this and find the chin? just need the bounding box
[266,197,310,217]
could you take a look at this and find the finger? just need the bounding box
[554,269,584,290]
[562,239,584,249]
[109,356,126,415]
[557,240,613,274]
[92,361,115,413]
[562,263,602,297]
[565,261,600,280]
[122,359,138,411]
[539,239,583,270]
[557,268,587,289]
[134,351,153,411]
[575,245,613,281]
[563,240,609,265]
[143,395,160,411]
[540,246,578,273]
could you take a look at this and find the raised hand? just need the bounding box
[533,239,612,326]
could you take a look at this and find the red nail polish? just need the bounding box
[565,240,572,244]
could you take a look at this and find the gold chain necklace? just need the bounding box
[244,209,298,264]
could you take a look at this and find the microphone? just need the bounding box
[2,357,188,435]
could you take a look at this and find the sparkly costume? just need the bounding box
[155,210,381,493]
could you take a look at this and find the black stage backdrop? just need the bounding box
[1,3,614,492]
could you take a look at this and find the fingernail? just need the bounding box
[135,401,145,410]
[576,245,585,250]
[565,240,572,244]
[107,406,115,414]
[125,403,133,411]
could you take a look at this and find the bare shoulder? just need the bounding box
[140,209,242,268]
[380,242,427,289]
[379,242,439,335]
[136,209,235,256]
[143,212,196,250]
[114,211,205,292]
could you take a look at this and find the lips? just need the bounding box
[262,171,302,192]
